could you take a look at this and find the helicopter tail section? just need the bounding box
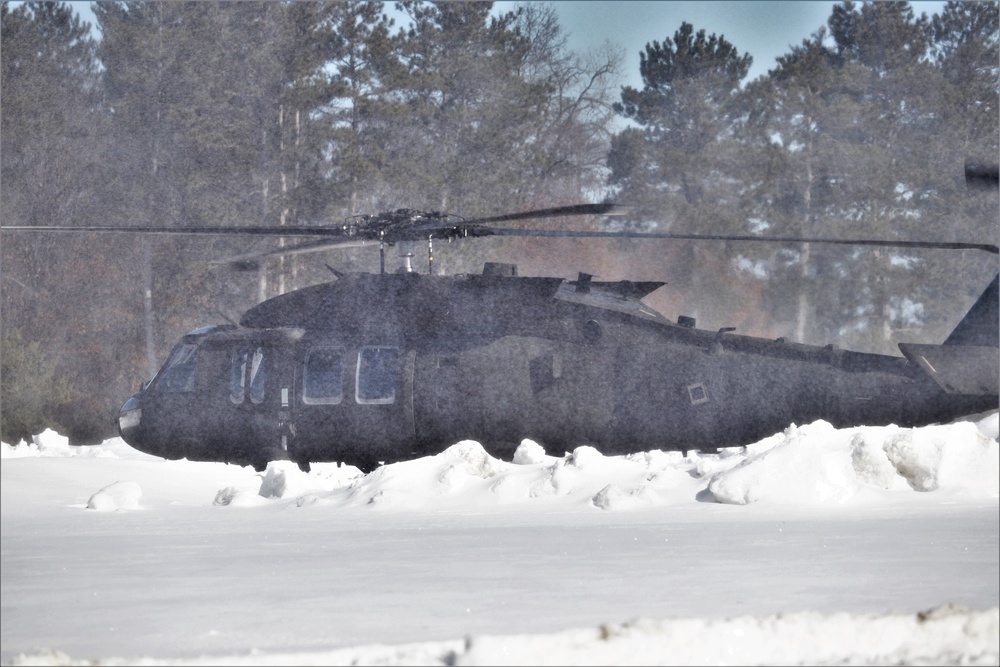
[898,273,999,397]
[942,273,999,347]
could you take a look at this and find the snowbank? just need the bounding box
[5,412,998,511]
[219,412,999,510]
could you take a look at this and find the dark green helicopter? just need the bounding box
[4,168,998,473]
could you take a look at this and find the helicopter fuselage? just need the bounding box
[116,266,998,472]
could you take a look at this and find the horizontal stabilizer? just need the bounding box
[898,343,999,396]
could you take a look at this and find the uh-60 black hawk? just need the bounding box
[5,168,998,473]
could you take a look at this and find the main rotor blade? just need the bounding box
[461,203,630,225]
[0,224,352,237]
[482,228,1000,254]
[5,205,994,256]
[0,204,618,236]
[210,238,376,266]
[0,204,631,245]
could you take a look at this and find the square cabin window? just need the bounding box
[356,346,400,404]
[687,382,710,406]
[303,348,344,405]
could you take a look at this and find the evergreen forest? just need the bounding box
[1,0,997,444]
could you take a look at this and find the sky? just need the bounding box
[2,409,997,665]
[539,1,948,86]
[540,0,841,84]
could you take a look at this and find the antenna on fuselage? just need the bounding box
[378,231,386,274]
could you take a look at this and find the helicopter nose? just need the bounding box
[117,394,143,446]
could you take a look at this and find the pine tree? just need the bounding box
[736,31,847,343]
[380,1,536,214]
[823,0,973,353]
[611,22,751,222]
[608,22,754,329]
[0,1,124,443]
[319,0,401,217]
[923,0,999,338]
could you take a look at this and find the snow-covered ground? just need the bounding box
[2,412,998,666]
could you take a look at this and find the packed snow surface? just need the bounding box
[2,412,998,665]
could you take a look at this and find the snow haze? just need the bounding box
[2,412,998,665]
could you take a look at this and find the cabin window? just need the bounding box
[155,343,198,393]
[249,347,266,404]
[229,347,267,404]
[356,346,400,404]
[530,351,561,394]
[230,351,248,404]
[303,348,344,405]
[687,382,710,406]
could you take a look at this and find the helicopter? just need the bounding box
[4,175,998,473]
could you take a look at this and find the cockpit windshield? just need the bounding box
[152,343,198,393]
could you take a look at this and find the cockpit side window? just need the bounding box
[154,343,198,393]
[356,346,400,404]
[303,347,344,405]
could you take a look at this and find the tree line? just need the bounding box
[1,0,997,444]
